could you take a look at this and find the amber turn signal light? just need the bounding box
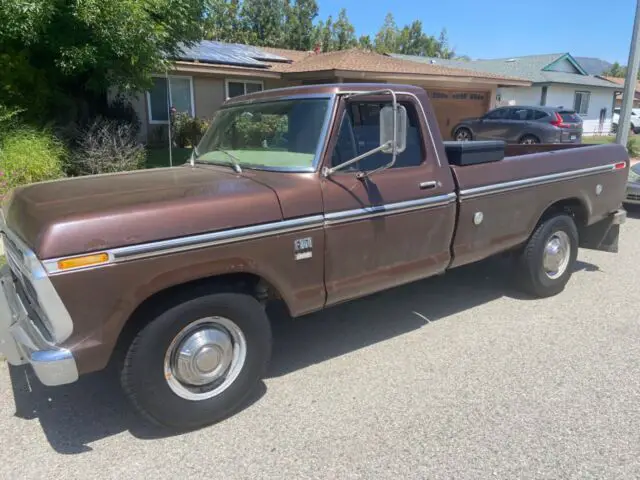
[57,253,109,271]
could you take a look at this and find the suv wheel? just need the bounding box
[454,127,472,141]
[121,292,272,430]
[519,135,540,145]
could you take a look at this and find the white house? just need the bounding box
[393,52,622,136]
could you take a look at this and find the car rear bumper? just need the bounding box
[625,182,640,204]
[0,264,78,386]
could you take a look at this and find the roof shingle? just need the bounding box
[392,53,621,89]
[281,48,528,82]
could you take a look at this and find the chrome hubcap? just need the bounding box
[164,317,247,401]
[542,231,571,279]
[456,130,470,141]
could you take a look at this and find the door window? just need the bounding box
[483,108,510,120]
[331,101,425,171]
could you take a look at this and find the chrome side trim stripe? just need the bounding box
[459,163,619,199]
[110,214,326,262]
[324,193,456,225]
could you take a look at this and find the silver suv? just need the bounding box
[452,106,583,144]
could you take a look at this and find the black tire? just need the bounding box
[454,127,473,141]
[121,292,272,430]
[519,134,540,145]
[515,213,578,298]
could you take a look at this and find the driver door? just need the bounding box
[321,94,457,306]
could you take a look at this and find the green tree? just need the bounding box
[314,16,334,52]
[239,0,286,47]
[332,8,357,50]
[284,0,319,51]
[602,62,626,78]
[0,0,211,122]
[435,28,455,59]
[374,12,399,53]
[358,35,373,50]
[204,0,246,44]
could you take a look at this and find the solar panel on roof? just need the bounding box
[174,41,290,68]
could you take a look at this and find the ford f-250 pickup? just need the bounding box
[0,84,629,430]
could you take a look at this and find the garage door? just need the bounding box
[426,90,490,140]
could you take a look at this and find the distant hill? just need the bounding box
[575,57,614,76]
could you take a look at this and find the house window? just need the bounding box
[540,86,548,106]
[574,91,590,115]
[225,79,264,99]
[146,76,194,124]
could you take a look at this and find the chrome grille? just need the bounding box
[2,233,54,342]
[627,193,640,201]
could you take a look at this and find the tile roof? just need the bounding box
[392,53,622,89]
[281,48,528,82]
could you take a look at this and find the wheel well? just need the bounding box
[111,273,285,364]
[519,133,540,143]
[538,198,588,230]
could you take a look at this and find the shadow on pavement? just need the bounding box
[6,255,601,453]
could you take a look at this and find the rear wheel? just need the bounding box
[454,127,473,141]
[519,134,540,144]
[120,292,272,430]
[515,213,578,298]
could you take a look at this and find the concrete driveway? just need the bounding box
[1,210,639,479]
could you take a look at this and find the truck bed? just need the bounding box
[446,142,629,268]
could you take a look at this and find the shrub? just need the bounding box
[627,138,639,158]
[101,94,141,136]
[171,112,210,148]
[68,118,145,175]
[0,126,67,197]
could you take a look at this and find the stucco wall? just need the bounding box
[545,85,615,135]
[496,86,543,107]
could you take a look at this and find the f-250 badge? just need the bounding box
[294,237,313,260]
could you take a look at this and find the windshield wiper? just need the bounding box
[192,148,242,174]
[217,149,242,173]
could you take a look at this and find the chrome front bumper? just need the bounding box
[0,264,78,386]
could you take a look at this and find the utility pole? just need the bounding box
[616,0,640,147]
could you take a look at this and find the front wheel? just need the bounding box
[121,292,272,430]
[519,134,540,144]
[454,127,473,141]
[515,213,578,298]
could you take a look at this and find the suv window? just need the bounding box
[509,108,532,121]
[532,110,548,120]
[331,101,425,171]
[484,108,510,120]
[558,111,581,123]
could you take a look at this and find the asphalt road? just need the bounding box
[1,210,639,479]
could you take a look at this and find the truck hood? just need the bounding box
[2,165,283,259]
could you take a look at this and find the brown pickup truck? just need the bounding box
[0,84,629,430]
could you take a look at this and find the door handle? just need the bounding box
[419,181,438,190]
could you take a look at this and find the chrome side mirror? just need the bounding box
[380,104,407,154]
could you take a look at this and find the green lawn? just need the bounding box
[145,147,192,169]
[582,135,640,146]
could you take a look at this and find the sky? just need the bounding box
[317,0,637,64]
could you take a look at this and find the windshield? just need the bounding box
[194,97,331,171]
[632,163,640,176]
